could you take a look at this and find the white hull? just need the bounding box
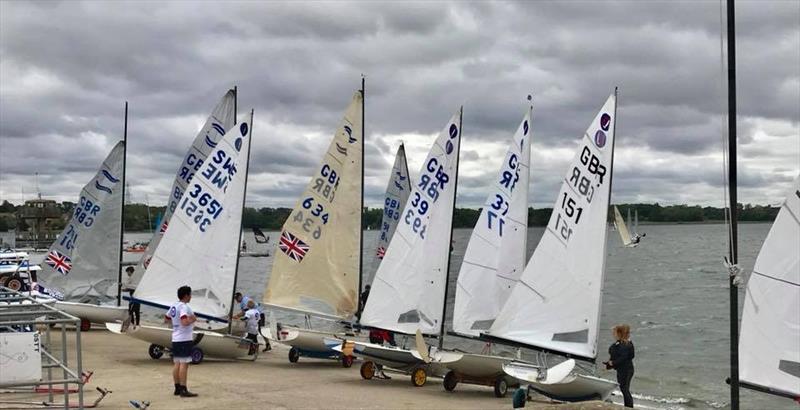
[277,326,351,353]
[341,340,448,376]
[504,359,617,401]
[106,322,257,361]
[55,301,128,324]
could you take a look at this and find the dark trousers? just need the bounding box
[616,367,634,407]
[246,333,258,355]
[128,303,140,325]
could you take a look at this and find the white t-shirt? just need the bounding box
[166,301,194,342]
[243,309,259,335]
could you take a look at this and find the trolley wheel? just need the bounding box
[80,318,91,331]
[443,370,458,391]
[411,367,427,387]
[360,361,375,380]
[148,344,164,359]
[494,376,508,398]
[341,355,354,368]
[6,277,22,291]
[0,275,9,287]
[190,347,204,364]
[288,347,300,363]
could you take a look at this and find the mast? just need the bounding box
[439,107,462,349]
[228,109,253,333]
[117,101,128,307]
[358,76,365,310]
[726,0,740,407]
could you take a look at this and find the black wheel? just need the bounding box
[288,347,300,363]
[80,319,91,331]
[190,347,204,364]
[6,277,22,291]
[360,361,375,380]
[443,370,458,391]
[148,344,164,359]
[411,367,427,387]
[341,355,354,368]
[0,275,10,287]
[494,376,508,398]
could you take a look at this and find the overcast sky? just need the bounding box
[1,1,797,209]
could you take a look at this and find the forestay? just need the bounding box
[134,120,252,321]
[486,94,617,360]
[263,91,363,319]
[39,142,125,302]
[452,108,532,337]
[361,109,462,336]
[369,144,413,283]
[613,206,633,246]
[739,176,800,397]
[133,90,236,282]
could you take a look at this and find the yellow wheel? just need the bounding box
[411,367,427,387]
[360,361,375,380]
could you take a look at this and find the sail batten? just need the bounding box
[360,109,462,336]
[452,107,532,337]
[263,91,363,319]
[486,94,617,360]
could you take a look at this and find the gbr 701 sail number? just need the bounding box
[553,145,607,242]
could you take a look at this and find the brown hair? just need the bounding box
[612,324,631,343]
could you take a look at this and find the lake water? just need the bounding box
[123,223,794,410]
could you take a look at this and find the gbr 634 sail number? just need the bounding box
[552,145,607,242]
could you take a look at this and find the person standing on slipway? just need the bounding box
[165,285,198,398]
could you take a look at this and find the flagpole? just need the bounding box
[439,106,462,350]
[228,109,253,334]
[117,101,128,307]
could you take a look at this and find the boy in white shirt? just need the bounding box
[240,299,260,354]
[165,285,198,397]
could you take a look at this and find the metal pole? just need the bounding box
[76,325,83,408]
[358,76,366,308]
[726,0,740,408]
[117,102,128,307]
[439,107,462,350]
[227,109,253,334]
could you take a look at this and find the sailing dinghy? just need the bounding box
[613,206,637,248]
[263,88,364,366]
[109,115,256,364]
[482,92,620,401]
[36,140,128,329]
[425,105,534,397]
[342,108,463,387]
[737,176,799,400]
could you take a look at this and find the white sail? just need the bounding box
[133,90,236,281]
[134,119,251,321]
[486,94,617,360]
[739,176,800,397]
[369,143,413,283]
[452,108,532,337]
[39,142,125,302]
[263,91,363,319]
[361,109,462,336]
[613,206,633,246]
[633,209,639,235]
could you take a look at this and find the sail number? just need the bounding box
[486,153,521,237]
[553,145,607,243]
[312,164,340,203]
[180,183,223,232]
[381,197,402,241]
[59,224,79,250]
[73,196,100,228]
[405,157,452,239]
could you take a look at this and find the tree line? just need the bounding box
[0,200,780,232]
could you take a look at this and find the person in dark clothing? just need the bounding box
[128,288,140,326]
[356,285,371,321]
[604,324,635,408]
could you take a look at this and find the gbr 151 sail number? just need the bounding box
[553,145,607,242]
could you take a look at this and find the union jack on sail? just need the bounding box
[45,250,73,275]
[160,220,169,234]
[279,230,310,262]
[376,246,386,259]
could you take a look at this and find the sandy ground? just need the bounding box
[3,328,622,410]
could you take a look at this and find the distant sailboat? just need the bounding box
[37,140,128,328]
[613,206,636,247]
[130,89,237,285]
[262,86,364,365]
[483,92,620,401]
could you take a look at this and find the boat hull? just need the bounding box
[106,322,256,361]
[343,340,449,377]
[504,359,618,401]
[277,326,361,362]
[55,301,128,324]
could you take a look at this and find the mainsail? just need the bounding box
[369,143,412,283]
[39,142,125,302]
[263,91,363,319]
[361,108,462,336]
[133,119,252,321]
[132,90,236,282]
[739,176,800,397]
[486,94,617,360]
[613,205,633,246]
[452,107,532,337]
